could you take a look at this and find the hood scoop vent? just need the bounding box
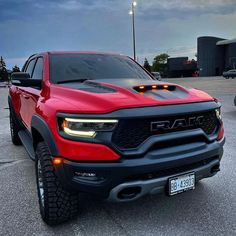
[133,84,188,100]
[133,84,175,92]
[76,81,117,94]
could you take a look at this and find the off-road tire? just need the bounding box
[35,142,79,225]
[9,110,22,145]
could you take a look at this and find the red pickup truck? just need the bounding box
[9,52,225,225]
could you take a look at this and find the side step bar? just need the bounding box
[18,130,35,161]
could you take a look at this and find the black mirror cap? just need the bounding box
[11,72,42,88]
[11,72,30,80]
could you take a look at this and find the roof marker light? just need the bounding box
[152,85,157,89]
[139,86,145,89]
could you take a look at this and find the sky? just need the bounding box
[0,0,236,69]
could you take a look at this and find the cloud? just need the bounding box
[0,0,236,69]
[137,0,236,20]
[5,57,27,69]
[140,0,236,12]
[58,0,86,10]
[57,0,113,11]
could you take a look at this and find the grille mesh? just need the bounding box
[112,110,219,149]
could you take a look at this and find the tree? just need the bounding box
[0,56,6,68]
[152,53,170,76]
[143,58,151,72]
[0,56,8,81]
[12,65,20,72]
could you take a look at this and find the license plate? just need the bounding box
[169,172,195,196]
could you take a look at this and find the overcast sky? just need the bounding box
[1,0,236,69]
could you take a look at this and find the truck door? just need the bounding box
[21,57,44,129]
[19,58,36,127]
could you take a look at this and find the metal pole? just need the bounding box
[132,3,136,61]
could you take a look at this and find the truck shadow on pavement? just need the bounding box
[49,181,225,236]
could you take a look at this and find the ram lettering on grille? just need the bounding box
[151,116,204,131]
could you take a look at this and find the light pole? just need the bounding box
[129,1,137,61]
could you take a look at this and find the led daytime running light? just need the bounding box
[61,118,118,138]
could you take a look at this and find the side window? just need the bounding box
[25,59,36,77]
[32,58,43,80]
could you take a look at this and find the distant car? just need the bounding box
[151,72,162,80]
[223,69,236,79]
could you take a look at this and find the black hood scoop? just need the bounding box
[60,80,117,93]
[97,78,188,100]
[60,78,188,100]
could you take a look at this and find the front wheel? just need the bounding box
[35,142,79,225]
[9,111,22,145]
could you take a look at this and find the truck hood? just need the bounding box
[49,79,214,113]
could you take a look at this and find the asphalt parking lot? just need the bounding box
[0,77,235,236]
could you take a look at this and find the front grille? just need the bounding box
[126,156,218,181]
[112,110,219,149]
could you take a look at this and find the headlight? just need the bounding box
[59,118,118,138]
[215,108,222,120]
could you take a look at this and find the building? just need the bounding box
[197,36,236,76]
[167,57,197,78]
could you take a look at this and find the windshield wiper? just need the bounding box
[57,78,91,84]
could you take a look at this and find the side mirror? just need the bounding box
[11,72,42,88]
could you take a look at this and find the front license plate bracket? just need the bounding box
[168,172,195,196]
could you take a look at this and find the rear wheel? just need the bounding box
[35,142,79,225]
[9,110,22,145]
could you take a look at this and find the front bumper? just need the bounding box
[108,158,220,202]
[55,137,225,201]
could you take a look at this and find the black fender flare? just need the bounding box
[8,95,13,110]
[8,95,24,128]
[31,115,59,157]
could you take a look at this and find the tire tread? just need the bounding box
[9,110,22,145]
[36,142,79,225]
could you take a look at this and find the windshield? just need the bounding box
[49,54,152,83]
